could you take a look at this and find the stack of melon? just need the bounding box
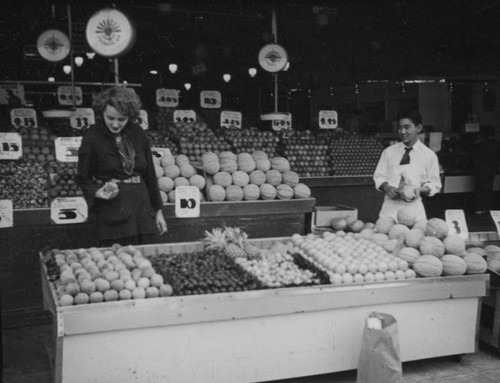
[202,150,312,202]
[153,153,206,204]
[370,208,488,278]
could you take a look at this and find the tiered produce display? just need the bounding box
[330,135,384,176]
[46,161,82,198]
[41,205,495,307]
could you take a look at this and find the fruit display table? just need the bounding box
[40,239,489,383]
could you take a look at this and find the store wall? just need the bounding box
[419,82,451,132]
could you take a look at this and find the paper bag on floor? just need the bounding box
[356,311,403,383]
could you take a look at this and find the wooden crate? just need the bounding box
[39,240,490,383]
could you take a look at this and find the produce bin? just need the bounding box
[41,239,489,383]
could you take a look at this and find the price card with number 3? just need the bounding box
[272,113,292,131]
[70,108,95,130]
[156,89,179,107]
[319,110,338,129]
[200,90,221,109]
[173,110,196,123]
[10,108,38,128]
[220,111,242,129]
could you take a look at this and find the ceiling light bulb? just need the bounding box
[86,51,96,60]
[184,83,191,90]
[75,56,84,67]
[63,65,71,74]
[223,73,231,83]
[48,77,55,82]
[169,63,178,74]
[248,68,257,77]
[149,69,158,75]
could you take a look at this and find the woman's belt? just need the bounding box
[110,175,142,184]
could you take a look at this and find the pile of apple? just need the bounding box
[234,251,319,287]
[46,161,83,199]
[147,130,179,156]
[282,133,332,177]
[330,135,383,176]
[222,126,279,157]
[291,231,415,284]
[44,244,174,306]
[0,159,48,208]
[19,126,56,163]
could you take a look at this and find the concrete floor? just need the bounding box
[2,323,500,383]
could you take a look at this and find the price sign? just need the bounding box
[10,108,38,128]
[271,113,292,131]
[220,111,242,129]
[137,109,149,130]
[445,209,469,240]
[156,89,179,107]
[175,185,200,218]
[57,86,83,106]
[319,110,338,129]
[70,108,95,130]
[173,110,196,123]
[50,197,88,225]
[55,137,82,162]
[0,200,14,228]
[151,147,172,158]
[0,133,22,160]
[490,211,500,237]
[200,90,221,109]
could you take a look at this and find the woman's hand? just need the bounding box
[95,182,119,200]
[156,210,167,235]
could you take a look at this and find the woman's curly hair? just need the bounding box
[93,86,142,120]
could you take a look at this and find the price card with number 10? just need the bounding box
[70,108,95,130]
[221,111,242,129]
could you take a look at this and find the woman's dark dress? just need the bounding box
[76,122,162,240]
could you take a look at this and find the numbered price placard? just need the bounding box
[156,89,179,108]
[151,147,172,159]
[10,108,38,128]
[319,110,338,129]
[175,186,200,218]
[200,90,221,109]
[58,86,83,106]
[138,109,149,130]
[271,113,292,131]
[55,137,82,162]
[220,111,242,129]
[173,110,196,123]
[445,209,469,240]
[0,133,22,160]
[0,200,14,228]
[50,197,88,225]
[70,108,95,130]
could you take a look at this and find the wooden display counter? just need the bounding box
[1,199,315,328]
[41,239,489,383]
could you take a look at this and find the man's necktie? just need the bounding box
[399,147,412,165]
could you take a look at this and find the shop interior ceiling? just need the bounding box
[2,0,500,88]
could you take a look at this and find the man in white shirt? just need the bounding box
[373,109,442,222]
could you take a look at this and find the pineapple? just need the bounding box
[203,228,227,252]
[224,243,247,258]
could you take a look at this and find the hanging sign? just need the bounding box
[86,8,136,58]
[0,133,22,160]
[173,110,196,123]
[319,110,338,129]
[55,137,82,162]
[58,86,83,106]
[445,209,469,240]
[50,197,88,225]
[70,108,95,130]
[10,108,38,128]
[258,43,288,73]
[137,109,149,130]
[156,89,179,107]
[151,147,172,158]
[0,200,14,228]
[200,90,221,109]
[175,186,200,218]
[270,113,292,131]
[0,84,25,105]
[37,29,71,62]
[220,111,242,129]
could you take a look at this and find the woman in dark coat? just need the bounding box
[77,86,167,246]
